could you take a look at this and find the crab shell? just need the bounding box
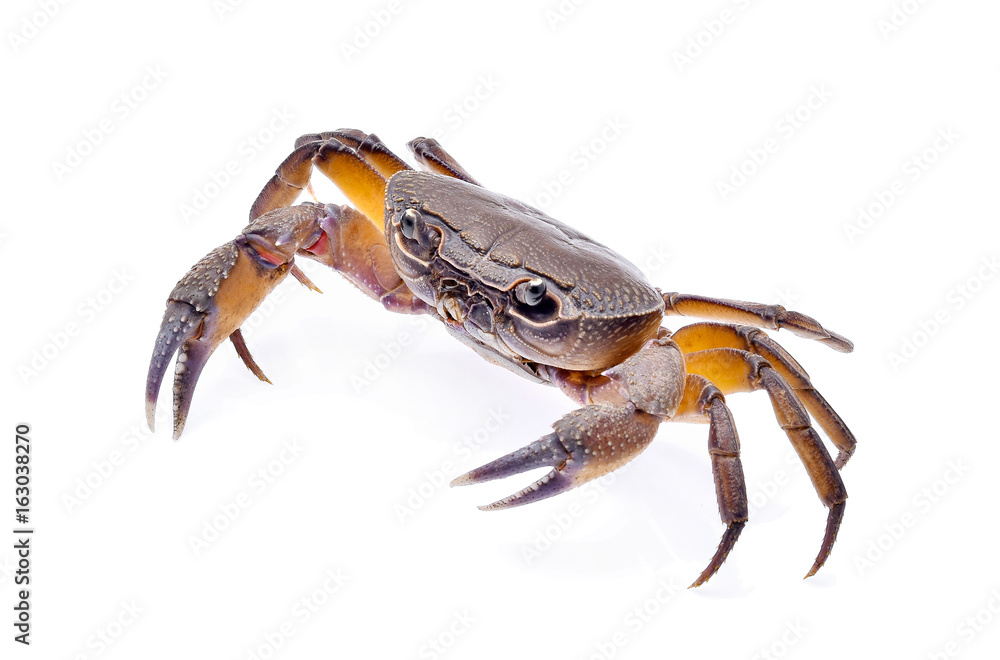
[384,171,665,373]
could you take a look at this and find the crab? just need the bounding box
[145,129,856,587]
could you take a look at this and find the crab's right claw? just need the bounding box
[145,204,329,439]
[451,404,660,510]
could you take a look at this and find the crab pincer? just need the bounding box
[145,204,330,439]
[452,404,661,509]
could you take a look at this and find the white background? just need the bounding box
[4,0,999,658]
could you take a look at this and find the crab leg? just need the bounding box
[407,137,481,185]
[673,374,748,587]
[251,134,394,228]
[662,292,853,353]
[671,322,857,468]
[252,129,483,229]
[681,347,847,579]
[301,130,482,186]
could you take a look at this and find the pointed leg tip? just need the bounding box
[807,501,846,579]
[688,570,712,590]
[824,333,854,353]
[691,521,746,588]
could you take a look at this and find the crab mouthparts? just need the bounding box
[303,231,329,256]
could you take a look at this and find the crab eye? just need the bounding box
[400,208,419,239]
[517,278,547,306]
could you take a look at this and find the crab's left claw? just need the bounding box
[146,204,328,439]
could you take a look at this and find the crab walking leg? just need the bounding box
[407,137,481,185]
[250,141,322,221]
[297,130,414,181]
[671,322,856,468]
[250,135,391,230]
[673,374,749,587]
[661,292,854,353]
[356,133,414,179]
[682,347,847,578]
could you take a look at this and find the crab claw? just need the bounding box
[146,203,331,439]
[451,403,660,510]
